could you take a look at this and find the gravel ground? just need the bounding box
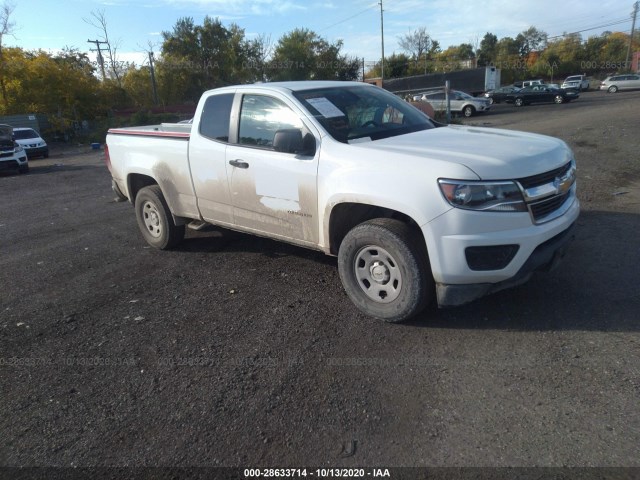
[1,89,639,473]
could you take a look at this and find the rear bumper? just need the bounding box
[436,222,576,307]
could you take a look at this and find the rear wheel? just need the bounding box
[514,97,524,107]
[554,95,564,104]
[134,185,185,249]
[337,218,432,323]
[607,85,618,93]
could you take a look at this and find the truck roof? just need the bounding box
[206,81,374,95]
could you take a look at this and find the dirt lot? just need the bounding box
[1,89,639,474]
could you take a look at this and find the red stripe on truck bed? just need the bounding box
[107,128,191,139]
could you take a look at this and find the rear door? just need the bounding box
[225,92,320,246]
[189,92,235,225]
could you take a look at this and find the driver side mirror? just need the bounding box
[273,129,315,156]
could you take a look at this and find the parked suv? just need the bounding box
[599,74,640,93]
[0,124,29,174]
[419,90,491,117]
[12,128,49,158]
[561,75,590,91]
[513,79,544,88]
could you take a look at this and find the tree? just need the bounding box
[516,26,548,58]
[0,1,16,104]
[268,28,359,81]
[398,27,432,60]
[477,33,498,66]
[84,10,123,86]
[158,16,260,103]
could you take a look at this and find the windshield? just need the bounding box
[13,129,39,140]
[293,86,434,143]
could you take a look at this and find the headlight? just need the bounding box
[15,145,24,152]
[438,179,527,212]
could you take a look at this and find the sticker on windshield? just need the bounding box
[306,97,345,118]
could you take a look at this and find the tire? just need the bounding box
[18,165,29,174]
[337,218,432,323]
[607,86,618,93]
[134,185,185,250]
[462,105,475,117]
[554,95,564,104]
[514,97,524,107]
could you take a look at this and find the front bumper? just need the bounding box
[24,145,48,157]
[421,192,580,307]
[0,150,28,171]
[436,222,576,307]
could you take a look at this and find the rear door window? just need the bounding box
[199,93,234,142]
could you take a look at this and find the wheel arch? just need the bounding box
[127,173,187,226]
[127,173,158,204]
[328,202,429,258]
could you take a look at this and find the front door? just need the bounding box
[226,93,319,246]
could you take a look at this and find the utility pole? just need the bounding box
[148,51,159,105]
[87,39,108,80]
[625,1,639,71]
[379,0,384,81]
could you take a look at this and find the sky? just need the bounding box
[6,0,636,68]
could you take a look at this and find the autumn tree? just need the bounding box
[0,1,16,104]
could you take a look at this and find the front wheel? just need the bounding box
[338,218,432,323]
[462,105,475,117]
[18,165,29,174]
[134,185,185,249]
[514,98,524,107]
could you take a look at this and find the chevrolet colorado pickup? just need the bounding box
[105,81,579,322]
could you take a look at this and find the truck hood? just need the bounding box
[351,125,573,180]
[0,124,14,148]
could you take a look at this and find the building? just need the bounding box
[633,52,640,73]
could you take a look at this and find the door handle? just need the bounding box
[229,159,249,169]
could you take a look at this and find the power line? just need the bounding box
[318,4,378,32]
[547,18,632,40]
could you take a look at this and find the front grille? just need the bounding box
[0,150,15,158]
[530,191,571,220]
[518,161,572,189]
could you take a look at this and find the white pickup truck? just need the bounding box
[106,81,579,322]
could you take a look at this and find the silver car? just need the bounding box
[419,90,490,117]
[599,74,640,93]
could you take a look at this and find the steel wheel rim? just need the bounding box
[142,200,162,238]
[354,245,402,304]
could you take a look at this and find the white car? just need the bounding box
[419,90,491,117]
[0,124,29,174]
[106,81,579,322]
[12,128,49,158]
[561,75,590,91]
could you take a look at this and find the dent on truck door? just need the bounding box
[189,93,234,224]
[226,94,319,245]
